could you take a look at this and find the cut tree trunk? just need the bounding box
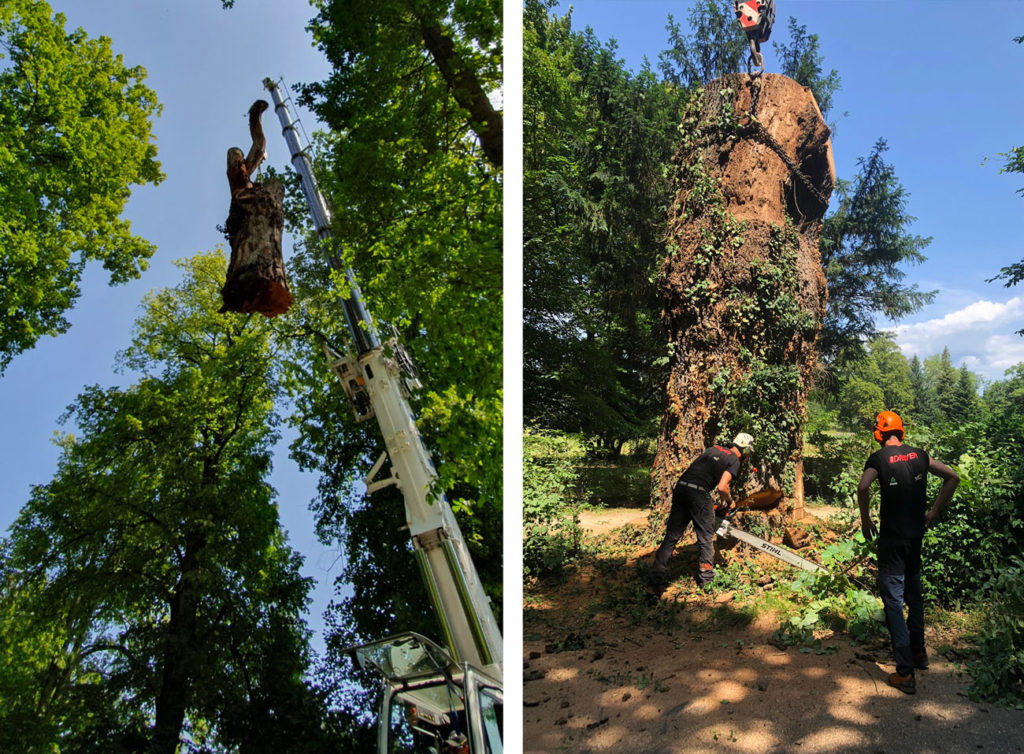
[220,178,293,317]
[653,73,834,516]
[792,458,806,521]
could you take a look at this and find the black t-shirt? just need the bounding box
[865,443,930,540]
[679,446,741,492]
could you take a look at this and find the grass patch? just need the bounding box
[928,603,986,639]
[581,460,652,508]
[703,603,758,630]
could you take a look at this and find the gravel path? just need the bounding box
[524,624,1022,753]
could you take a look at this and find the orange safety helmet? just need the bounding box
[873,411,905,443]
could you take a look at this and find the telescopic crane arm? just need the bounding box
[261,78,503,682]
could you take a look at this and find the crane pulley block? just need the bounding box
[734,0,775,44]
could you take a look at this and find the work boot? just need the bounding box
[913,650,929,670]
[643,587,661,607]
[696,562,714,589]
[887,671,916,695]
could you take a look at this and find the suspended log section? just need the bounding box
[220,99,293,317]
[652,73,835,516]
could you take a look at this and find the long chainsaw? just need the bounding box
[715,488,825,574]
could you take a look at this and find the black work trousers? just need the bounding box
[877,538,925,676]
[647,484,717,591]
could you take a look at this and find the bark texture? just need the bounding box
[652,73,834,511]
[420,23,502,167]
[220,178,293,317]
[152,528,206,754]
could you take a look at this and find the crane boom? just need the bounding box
[262,78,503,680]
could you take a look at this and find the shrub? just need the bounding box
[579,460,652,509]
[917,425,1024,606]
[965,556,1024,708]
[803,429,871,507]
[774,535,884,646]
[523,429,586,579]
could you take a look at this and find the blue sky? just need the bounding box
[554,0,1024,381]
[0,0,340,653]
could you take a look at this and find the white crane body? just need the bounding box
[262,78,503,752]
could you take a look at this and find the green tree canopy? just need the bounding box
[870,335,915,415]
[245,0,505,708]
[925,346,959,423]
[828,341,982,433]
[304,0,501,167]
[0,253,350,752]
[524,0,683,455]
[834,336,913,428]
[658,0,746,88]
[294,0,502,515]
[775,16,841,118]
[909,353,940,425]
[0,0,163,371]
[951,363,981,423]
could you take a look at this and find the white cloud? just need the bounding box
[891,297,1024,344]
[983,334,1024,374]
[886,295,1024,380]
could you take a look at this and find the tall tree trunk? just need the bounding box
[653,74,834,514]
[151,527,206,754]
[420,23,503,167]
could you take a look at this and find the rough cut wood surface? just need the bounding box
[220,178,293,317]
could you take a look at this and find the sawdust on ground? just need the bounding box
[524,507,1023,753]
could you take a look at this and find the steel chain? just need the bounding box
[739,72,831,213]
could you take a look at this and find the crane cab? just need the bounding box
[348,632,503,753]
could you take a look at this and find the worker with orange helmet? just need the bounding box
[857,411,959,695]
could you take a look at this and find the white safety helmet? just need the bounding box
[732,433,754,453]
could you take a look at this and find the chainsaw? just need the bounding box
[714,488,825,574]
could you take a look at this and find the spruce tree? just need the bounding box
[950,364,980,424]
[931,347,960,423]
[819,140,935,361]
[910,354,939,425]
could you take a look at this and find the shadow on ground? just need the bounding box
[524,509,1023,753]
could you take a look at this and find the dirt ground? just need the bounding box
[523,507,1023,753]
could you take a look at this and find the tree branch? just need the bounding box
[419,22,502,168]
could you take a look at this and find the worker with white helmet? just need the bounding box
[646,433,754,600]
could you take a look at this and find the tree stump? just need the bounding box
[652,73,835,512]
[220,178,293,317]
[783,525,813,550]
